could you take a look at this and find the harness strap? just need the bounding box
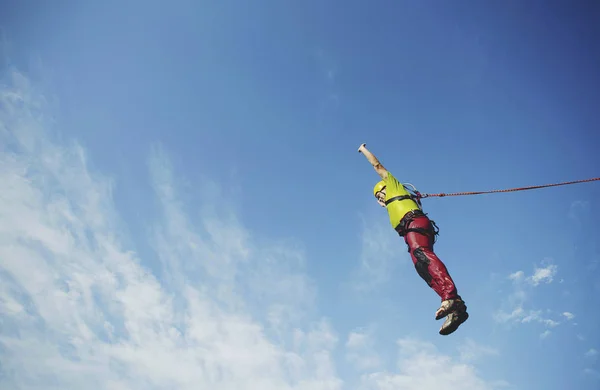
[384,195,414,205]
[394,210,440,244]
[384,184,424,208]
[406,219,440,240]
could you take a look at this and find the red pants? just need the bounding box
[402,215,459,301]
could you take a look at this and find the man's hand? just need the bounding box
[357,143,388,179]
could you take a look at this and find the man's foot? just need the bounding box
[439,309,469,335]
[435,297,466,320]
[435,297,469,336]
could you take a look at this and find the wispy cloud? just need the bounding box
[522,311,560,328]
[506,258,558,287]
[562,312,575,321]
[0,68,342,390]
[540,330,552,339]
[0,66,506,390]
[527,262,558,286]
[508,270,524,282]
[494,307,560,329]
[458,339,500,363]
[357,338,507,390]
[493,259,563,331]
[350,212,400,292]
[345,327,382,372]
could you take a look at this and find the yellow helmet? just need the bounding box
[373,180,386,197]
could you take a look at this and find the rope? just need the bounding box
[418,177,600,199]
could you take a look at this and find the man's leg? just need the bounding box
[403,215,468,335]
[403,216,458,301]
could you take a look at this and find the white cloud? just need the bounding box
[540,330,551,339]
[0,66,505,390]
[543,319,560,328]
[494,261,562,331]
[506,260,558,287]
[562,312,575,321]
[458,339,499,362]
[522,311,560,328]
[508,270,524,282]
[357,338,506,390]
[493,305,524,323]
[350,213,399,292]
[494,306,560,329]
[527,263,558,286]
[0,68,342,390]
[521,310,542,323]
[345,328,381,371]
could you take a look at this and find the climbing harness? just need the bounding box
[394,209,440,243]
[412,177,600,201]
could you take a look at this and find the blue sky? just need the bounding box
[1,1,599,389]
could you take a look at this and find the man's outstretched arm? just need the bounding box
[358,143,388,179]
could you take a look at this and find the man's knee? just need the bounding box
[413,247,433,286]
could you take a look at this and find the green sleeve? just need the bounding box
[384,172,410,197]
[383,171,401,191]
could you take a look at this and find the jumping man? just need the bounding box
[358,143,469,335]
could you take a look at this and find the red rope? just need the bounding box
[419,177,600,198]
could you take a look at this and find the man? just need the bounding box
[358,143,469,335]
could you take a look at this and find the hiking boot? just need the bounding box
[435,297,466,320]
[439,309,469,335]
